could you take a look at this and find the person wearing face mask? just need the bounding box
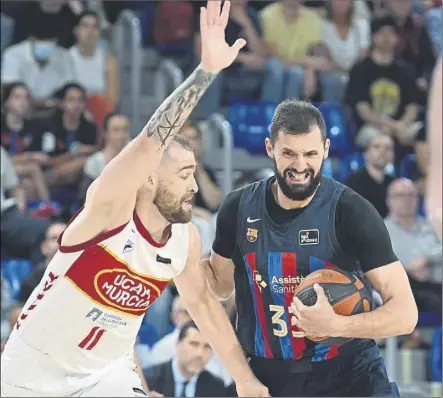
[1,22,75,112]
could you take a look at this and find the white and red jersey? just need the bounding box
[3,210,189,375]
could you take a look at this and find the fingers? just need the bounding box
[219,0,231,27]
[313,284,328,305]
[200,7,208,35]
[207,0,222,26]
[231,38,247,53]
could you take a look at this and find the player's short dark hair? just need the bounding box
[270,99,327,144]
[170,134,195,153]
[103,111,126,132]
[178,320,199,341]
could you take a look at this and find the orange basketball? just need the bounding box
[293,268,371,345]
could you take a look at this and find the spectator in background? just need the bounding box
[385,179,442,314]
[4,0,81,49]
[70,10,119,108]
[193,0,268,118]
[1,22,75,113]
[7,221,67,341]
[0,147,49,263]
[260,0,328,101]
[1,82,51,203]
[1,273,14,346]
[345,134,395,218]
[17,221,67,305]
[345,15,420,171]
[179,122,222,213]
[148,296,231,386]
[144,321,227,397]
[33,83,98,189]
[79,112,130,202]
[386,0,436,101]
[425,0,442,56]
[321,0,371,103]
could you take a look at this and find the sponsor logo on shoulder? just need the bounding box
[298,229,319,245]
[122,239,135,254]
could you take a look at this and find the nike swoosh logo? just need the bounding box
[247,217,261,223]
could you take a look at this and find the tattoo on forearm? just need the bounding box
[145,66,216,146]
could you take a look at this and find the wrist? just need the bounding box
[330,314,348,337]
[199,62,221,75]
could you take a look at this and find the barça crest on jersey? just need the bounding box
[246,228,258,243]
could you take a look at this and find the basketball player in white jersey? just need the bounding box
[0,2,269,397]
[426,56,442,240]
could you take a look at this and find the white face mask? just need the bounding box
[33,41,56,60]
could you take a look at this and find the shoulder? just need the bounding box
[260,2,280,20]
[143,361,171,379]
[300,6,321,21]
[3,41,28,57]
[198,370,226,387]
[336,186,382,224]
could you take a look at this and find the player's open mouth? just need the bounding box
[287,171,310,183]
[183,200,193,208]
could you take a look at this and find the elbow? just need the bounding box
[402,299,419,335]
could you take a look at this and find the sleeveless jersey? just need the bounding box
[233,176,372,362]
[3,210,189,375]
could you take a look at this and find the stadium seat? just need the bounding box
[86,94,115,141]
[400,154,421,180]
[430,326,442,382]
[323,157,342,181]
[317,102,351,155]
[1,259,33,301]
[340,152,365,182]
[227,101,276,154]
[137,322,159,347]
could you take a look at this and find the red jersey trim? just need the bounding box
[58,206,129,253]
[133,211,172,248]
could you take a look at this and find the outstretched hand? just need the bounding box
[200,1,247,73]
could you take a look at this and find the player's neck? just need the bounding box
[273,181,314,210]
[134,201,171,243]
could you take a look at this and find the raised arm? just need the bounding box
[174,224,268,397]
[60,1,246,244]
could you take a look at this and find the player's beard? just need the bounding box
[273,159,323,201]
[153,182,194,224]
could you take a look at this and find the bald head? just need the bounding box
[387,178,418,219]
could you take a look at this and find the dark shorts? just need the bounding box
[247,340,400,397]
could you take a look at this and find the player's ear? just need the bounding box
[323,138,330,160]
[144,174,157,191]
[265,138,274,159]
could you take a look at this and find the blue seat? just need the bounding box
[228,101,276,154]
[323,157,342,181]
[340,152,365,182]
[138,322,159,347]
[430,326,442,382]
[317,102,351,155]
[1,259,33,301]
[400,154,421,180]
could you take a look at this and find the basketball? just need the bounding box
[293,268,372,345]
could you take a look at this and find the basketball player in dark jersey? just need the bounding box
[203,100,418,397]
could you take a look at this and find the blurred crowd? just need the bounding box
[0,0,442,395]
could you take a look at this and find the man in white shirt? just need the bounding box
[1,24,74,108]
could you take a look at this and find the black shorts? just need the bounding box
[246,340,400,397]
